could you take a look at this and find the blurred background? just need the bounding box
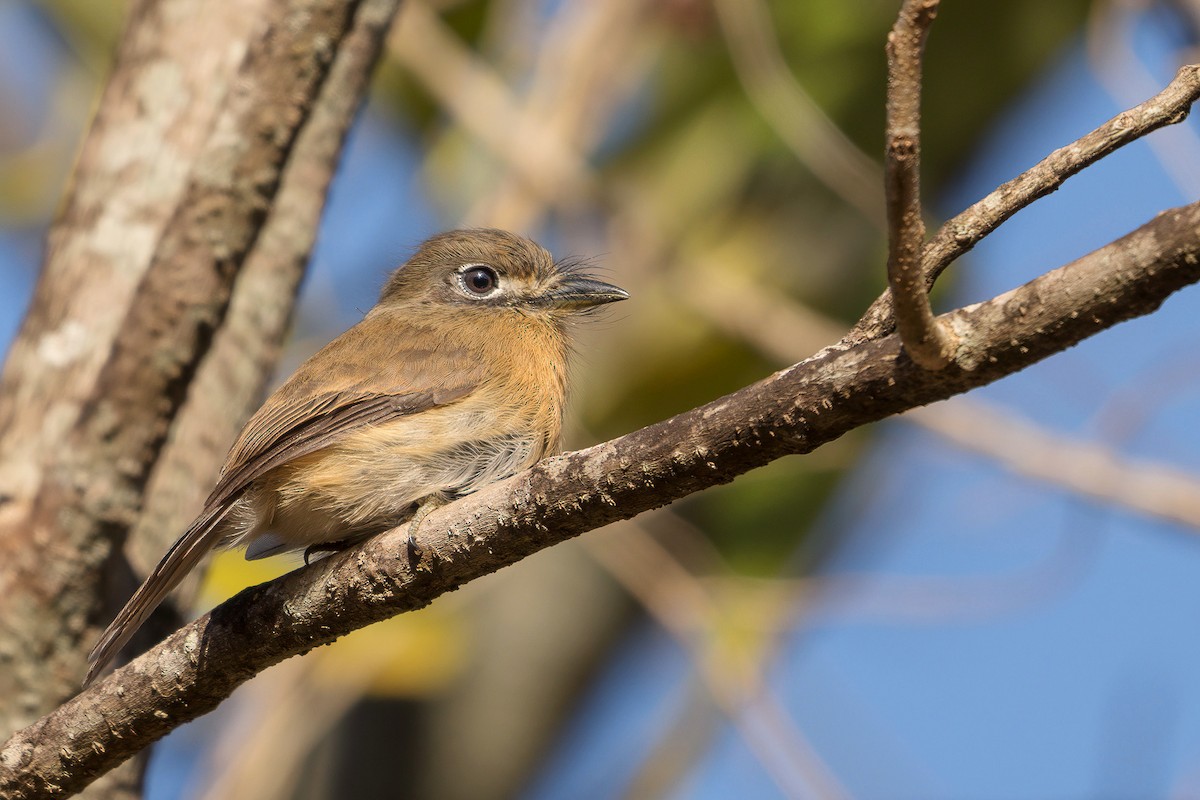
[2,0,1200,797]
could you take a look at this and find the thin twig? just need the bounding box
[852,61,1200,342]
[584,524,850,800]
[1086,0,1200,199]
[884,0,955,369]
[389,1,596,207]
[713,0,886,228]
[905,401,1200,530]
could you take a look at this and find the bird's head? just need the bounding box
[378,228,628,318]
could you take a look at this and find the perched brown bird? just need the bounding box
[85,228,627,686]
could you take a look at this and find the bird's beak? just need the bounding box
[543,275,629,310]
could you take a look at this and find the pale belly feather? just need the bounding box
[225,398,555,553]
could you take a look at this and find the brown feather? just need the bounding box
[84,503,233,686]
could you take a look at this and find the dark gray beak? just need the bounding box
[545,275,629,310]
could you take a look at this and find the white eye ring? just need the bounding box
[457,264,501,298]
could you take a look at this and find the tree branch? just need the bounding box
[683,264,1200,534]
[905,401,1200,530]
[884,0,956,369]
[125,0,403,692]
[854,62,1200,343]
[3,199,1199,799]
[714,0,885,227]
[0,0,368,738]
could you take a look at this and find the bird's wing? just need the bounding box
[85,323,483,685]
[206,388,468,510]
[208,318,483,511]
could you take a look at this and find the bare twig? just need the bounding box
[4,198,1200,798]
[884,0,956,369]
[389,1,596,207]
[1086,0,1200,199]
[853,61,1200,342]
[713,0,885,228]
[905,401,1200,530]
[585,525,850,800]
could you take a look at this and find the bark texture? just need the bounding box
[0,0,374,750]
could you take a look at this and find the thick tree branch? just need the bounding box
[854,62,1200,342]
[73,4,400,799]
[884,0,956,369]
[0,0,367,736]
[72,0,361,504]
[0,0,270,737]
[3,200,1199,799]
[683,266,1200,534]
[129,0,401,645]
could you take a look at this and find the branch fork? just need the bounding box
[884,0,957,369]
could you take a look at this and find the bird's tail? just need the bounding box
[84,503,234,687]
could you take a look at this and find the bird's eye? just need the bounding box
[459,265,499,297]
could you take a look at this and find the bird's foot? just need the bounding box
[303,538,357,566]
[405,495,450,568]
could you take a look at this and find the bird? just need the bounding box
[85,228,628,686]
